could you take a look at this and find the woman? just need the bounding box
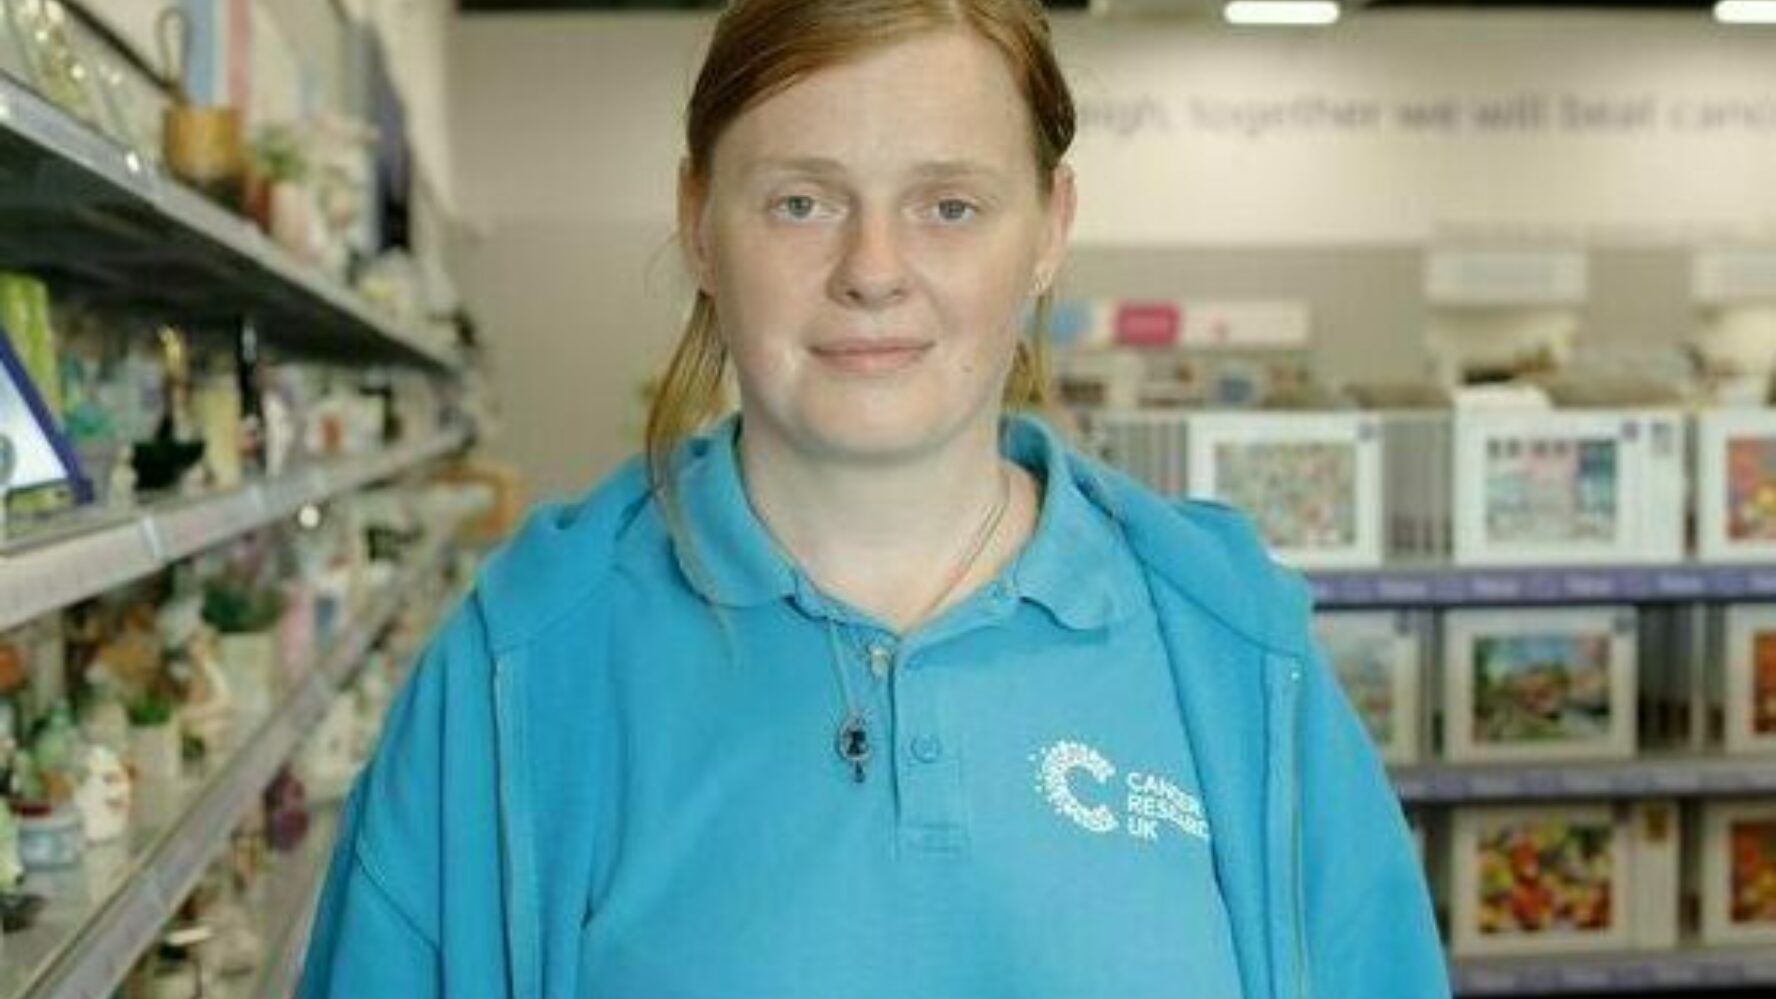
[299,0,1447,994]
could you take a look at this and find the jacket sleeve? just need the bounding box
[297,777,441,995]
[1296,628,1452,998]
[298,599,506,997]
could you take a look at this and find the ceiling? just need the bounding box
[459,0,1720,12]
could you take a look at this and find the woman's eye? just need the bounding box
[773,195,824,221]
[933,199,979,224]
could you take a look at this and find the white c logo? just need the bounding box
[1036,741,1119,835]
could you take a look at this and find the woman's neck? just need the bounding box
[736,413,1038,632]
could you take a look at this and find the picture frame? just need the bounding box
[1443,607,1638,763]
[1719,604,1776,755]
[1313,610,1421,764]
[1185,411,1385,569]
[0,313,89,503]
[1699,800,1776,947]
[1452,409,1685,565]
[1695,409,1776,562]
[1450,803,1632,956]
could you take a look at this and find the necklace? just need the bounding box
[827,462,1013,783]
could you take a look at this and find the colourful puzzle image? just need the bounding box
[1476,817,1616,937]
[1754,634,1776,737]
[1214,441,1357,550]
[1730,819,1776,927]
[1472,631,1614,745]
[1726,437,1776,542]
[1484,436,1619,544]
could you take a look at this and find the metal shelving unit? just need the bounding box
[0,44,477,999]
[1309,561,1776,608]
[0,74,455,371]
[1452,946,1776,995]
[0,516,472,999]
[0,426,467,632]
[1305,559,1776,995]
[1393,756,1776,804]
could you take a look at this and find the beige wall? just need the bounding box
[448,13,1763,503]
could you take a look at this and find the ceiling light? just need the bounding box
[1224,1,1340,26]
[1715,1,1776,23]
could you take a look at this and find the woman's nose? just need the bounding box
[830,208,911,309]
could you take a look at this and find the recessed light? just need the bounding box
[1716,0,1776,23]
[1224,1,1340,27]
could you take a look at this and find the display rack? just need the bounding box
[1308,562,1776,608]
[0,511,476,999]
[0,74,455,371]
[1393,756,1776,804]
[1452,946,1776,995]
[0,426,468,632]
[1304,558,1776,995]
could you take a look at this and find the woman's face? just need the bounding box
[680,29,1075,466]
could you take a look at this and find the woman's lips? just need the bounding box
[810,340,932,375]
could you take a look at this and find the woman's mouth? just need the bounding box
[810,339,933,375]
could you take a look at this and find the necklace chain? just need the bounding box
[820,461,1015,782]
[901,462,1013,635]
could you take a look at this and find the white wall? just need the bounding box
[450,15,706,499]
[450,11,1776,501]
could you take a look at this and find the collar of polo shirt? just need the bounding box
[670,412,1139,632]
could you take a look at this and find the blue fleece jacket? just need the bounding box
[298,415,1451,998]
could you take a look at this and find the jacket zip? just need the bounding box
[1286,659,1309,999]
[493,652,540,999]
[1267,652,1309,999]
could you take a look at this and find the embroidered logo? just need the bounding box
[1032,739,1211,845]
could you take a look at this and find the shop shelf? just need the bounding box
[0,75,455,372]
[0,427,467,632]
[213,803,341,999]
[1309,562,1776,608]
[1453,945,1776,995]
[1393,755,1776,804]
[0,515,472,999]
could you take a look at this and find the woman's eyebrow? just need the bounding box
[741,157,1007,183]
[742,156,848,181]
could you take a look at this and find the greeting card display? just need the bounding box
[1185,411,1384,569]
[1696,409,1776,562]
[1699,801,1776,946]
[1452,410,1685,565]
[1719,605,1776,755]
[1443,607,1637,762]
[1450,802,1678,957]
[1313,611,1421,764]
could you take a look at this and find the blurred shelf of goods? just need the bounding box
[0,1,523,996]
[1054,249,1776,995]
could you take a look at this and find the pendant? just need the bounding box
[835,714,870,784]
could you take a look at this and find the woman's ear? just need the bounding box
[1033,163,1076,294]
[678,158,716,295]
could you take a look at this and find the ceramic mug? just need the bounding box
[163,105,245,206]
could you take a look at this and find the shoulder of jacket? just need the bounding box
[470,454,655,653]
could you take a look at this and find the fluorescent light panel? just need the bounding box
[1716,1,1776,23]
[1224,1,1340,26]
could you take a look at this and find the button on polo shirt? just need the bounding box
[581,415,1244,998]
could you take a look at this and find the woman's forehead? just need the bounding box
[712,31,1036,182]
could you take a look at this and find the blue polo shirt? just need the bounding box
[580,414,1243,997]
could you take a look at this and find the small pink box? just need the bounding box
[1114,302,1180,348]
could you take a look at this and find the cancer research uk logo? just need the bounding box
[1032,740,1210,845]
